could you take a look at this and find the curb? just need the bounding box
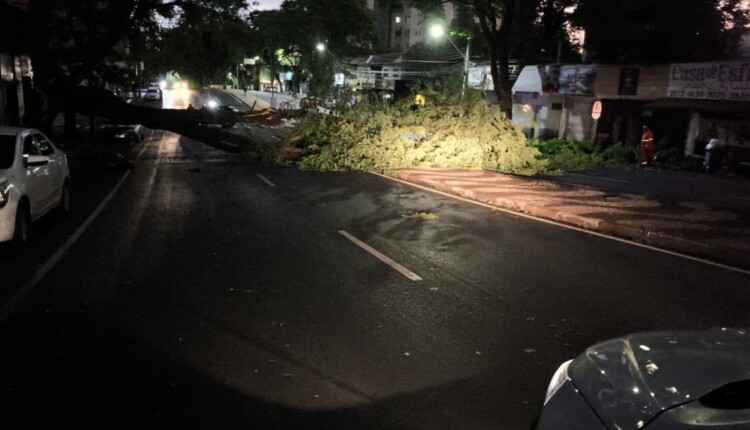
[390,172,750,272]
[222,90,271,110]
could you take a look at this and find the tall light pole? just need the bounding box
[261,47,278,108]
[429,24,471,99]
[314,42,340,97]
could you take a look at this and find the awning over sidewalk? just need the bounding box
[645,98,750,114]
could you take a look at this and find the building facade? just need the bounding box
[368,0,456,53]
[0,0,33,127]
[512,61,750,168]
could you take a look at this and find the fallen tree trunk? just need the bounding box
[64,86,240,130]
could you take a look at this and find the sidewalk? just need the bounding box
[394,168,750,270]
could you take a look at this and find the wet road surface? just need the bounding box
[1,132,749,429]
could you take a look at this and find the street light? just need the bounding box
[259,47,278,108]
[252,56,260,91]
[312,42,345,97]
[315,42,339,61]
[429,23,471,99]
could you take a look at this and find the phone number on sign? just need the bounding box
[670,90,750,100]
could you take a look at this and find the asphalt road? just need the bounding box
[1,132,750,429]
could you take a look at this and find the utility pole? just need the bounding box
[462,36,471,99]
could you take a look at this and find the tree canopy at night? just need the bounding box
[571,0,750,63]
[385,0,749,118]
[385,0,570,118]
[250,0,376,96]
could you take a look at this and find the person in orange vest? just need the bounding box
[641,125,655,166]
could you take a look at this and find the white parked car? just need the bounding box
[0,127,71,244]
[144,88,162,101]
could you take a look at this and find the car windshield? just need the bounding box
[0,135,16,169]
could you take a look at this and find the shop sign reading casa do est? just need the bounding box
[668,61,750,101]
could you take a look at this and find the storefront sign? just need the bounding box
[668,62,750,101]
[618,68,640,95]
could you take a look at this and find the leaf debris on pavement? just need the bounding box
[403,210,439,221]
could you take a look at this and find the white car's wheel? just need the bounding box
[13,202,30,245]
[58,183,71,215]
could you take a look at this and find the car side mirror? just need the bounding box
[25,155,49,167]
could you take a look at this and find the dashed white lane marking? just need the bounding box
[338,230,423,282]
[145,158,230,164]
[257,174,276,187]
[158,132,181,159]
[135,137,151,159]
[0,171,132,323]
[372,172,750,277]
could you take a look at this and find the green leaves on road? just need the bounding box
[293,96,547,176]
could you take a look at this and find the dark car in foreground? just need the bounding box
[537,328,750,430]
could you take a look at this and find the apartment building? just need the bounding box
[367,0,455,53]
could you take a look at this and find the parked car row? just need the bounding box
[0,127,71,244]
[143,88,162,101]
[0,121,148,246]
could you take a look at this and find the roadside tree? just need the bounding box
[250,0,376,99]
[0,0,250,132]
[390,0,566,119]
[571,0,750,63]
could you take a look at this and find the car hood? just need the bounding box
[568,328,750,430]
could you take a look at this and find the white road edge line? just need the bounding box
[338,230,423,282]
[0,171,132,323]
[257,174,276,187]
[371,172,750,277]
[135,138,150,159]
[567,173,629,183]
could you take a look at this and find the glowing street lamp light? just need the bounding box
[429,23,471,99]
[428,24,445,39]
[316,43,326,53]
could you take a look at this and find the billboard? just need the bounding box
[557,65,597,95]
[668,62,750,101]
[537,65,597,95]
